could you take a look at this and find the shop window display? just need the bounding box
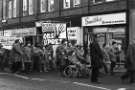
[93,27,126,63]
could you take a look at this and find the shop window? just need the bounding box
[23,0,28,16]
[63,0,71,9]
[13,0,17,17]
[92,27,126,63]
[92,0,105,4]
[40,0,47,13]
[8,1,13,19]
[48,0,55,12]
[0,0,2,20]
[3,0,7,19]
[23,0,34,16]
[28,0,34,15]
[106,0,117,2]
[73,0,81,7]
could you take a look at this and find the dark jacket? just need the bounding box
[10,43,23,62]
[56,45,67,66]
[90,42,103,68]
[126,44,135,71]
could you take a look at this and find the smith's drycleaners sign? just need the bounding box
[82,12,126,26]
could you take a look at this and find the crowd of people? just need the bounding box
[0,37,134,84]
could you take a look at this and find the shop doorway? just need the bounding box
[24,36,34,45]
[85,27,126,63]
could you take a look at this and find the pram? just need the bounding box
[63,50,91,78]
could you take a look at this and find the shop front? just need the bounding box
[82,12,127,62]
[3,27,37,49]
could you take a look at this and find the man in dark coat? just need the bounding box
[121,39,135,83]
[56,39,67,76]
[90,38,103,83]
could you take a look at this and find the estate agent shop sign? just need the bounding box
[82,12,126,26]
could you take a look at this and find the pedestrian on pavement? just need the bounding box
[101,43,110,74]
[46,43,54,71]
[56,39,67,76]
[42,45,49,72]
[23,41,33,73]
[0,43,6,71]
[108,41,117,75]
[90,36,103,83]
[121,39,135,83]
[10,39,24,73]
[32,43,44,72]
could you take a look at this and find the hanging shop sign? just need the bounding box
[67,27,78,39]
[63,0,70,9]
[4,28,36,37]
[0,36,22,50]
[67,27,83,45]
[82,12,126,26]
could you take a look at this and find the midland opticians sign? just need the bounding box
[82,12,126,26]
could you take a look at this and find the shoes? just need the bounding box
[91,81,101,84]
[130,80,135,84]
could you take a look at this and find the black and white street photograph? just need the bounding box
[0,0,135,90]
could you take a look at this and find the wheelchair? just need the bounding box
[63,62,91,78]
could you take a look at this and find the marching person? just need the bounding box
[0,43,6,71]
[56,39,67,76]
[32,43,44,72]
[23,41,33,73]
[10,39,24,73]
[108,41,117,75]
[101,43,110,74]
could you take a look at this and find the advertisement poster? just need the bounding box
[4,28,36,37]
[29,0,34,15]
[23,0,28,16]
[40,0,47,13]
[63,0,70,9]
[13,0,17,17]
[48,0,54,12]
[73,0,80,7]
[0,36,22,50]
